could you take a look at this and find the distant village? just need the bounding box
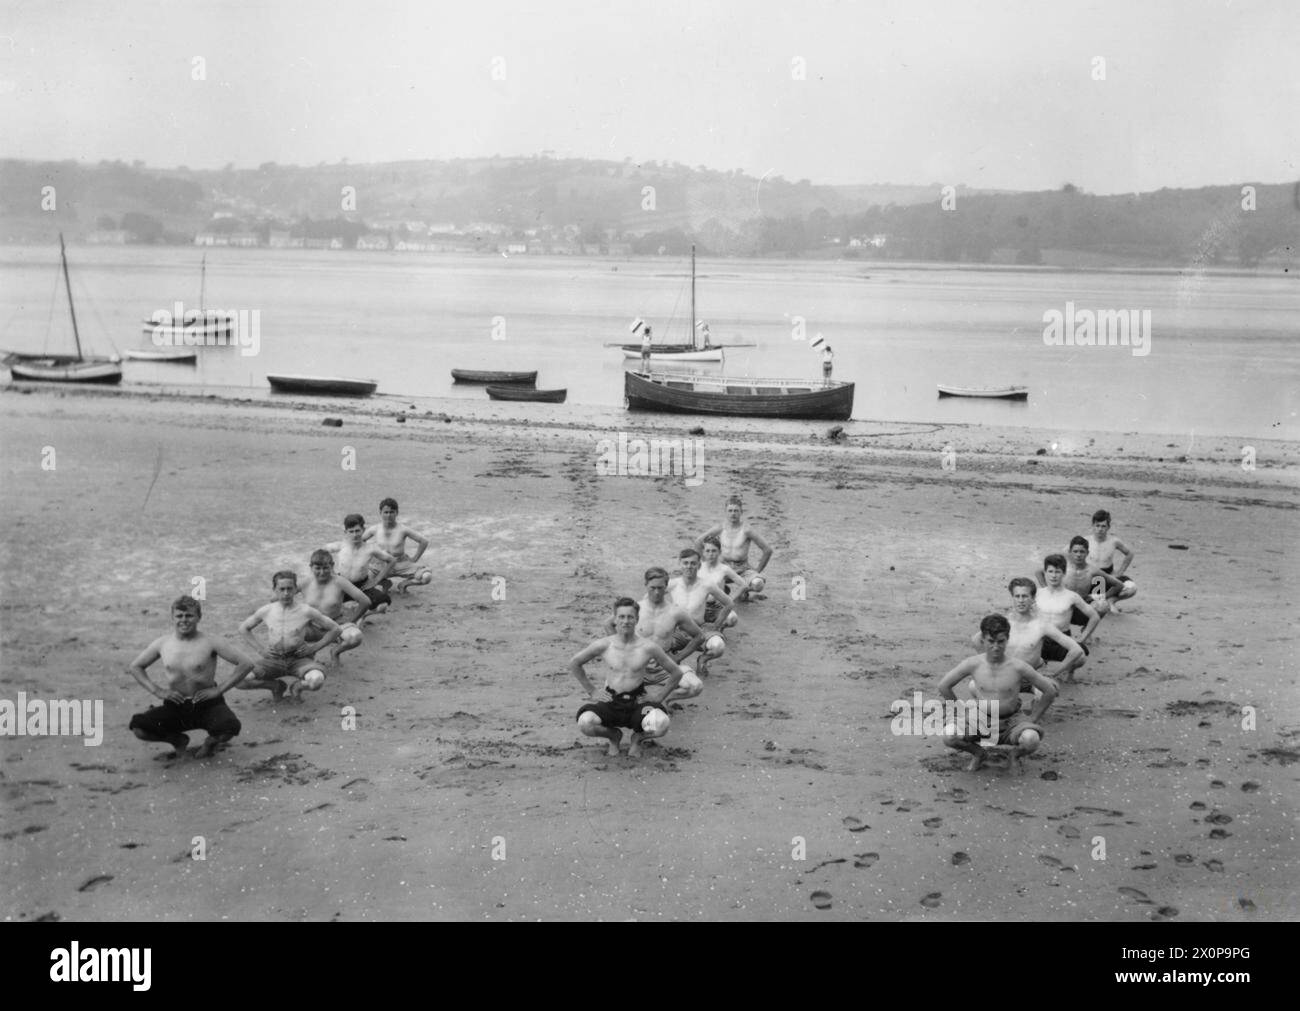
[84,212,888,256]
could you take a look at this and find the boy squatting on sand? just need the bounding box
[571,597,686,758]
[128,595,256,759]
[940,613,1058,774]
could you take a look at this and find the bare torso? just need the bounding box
[155,633,221,696]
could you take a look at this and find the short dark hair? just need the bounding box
[272,570,298,588]
[1007,577,1037,596]
[979,613,1011,639]
[725,495,743,508]
[310,548,334,566]
[1092,509,1111,524]
[1043,553,1067,572]
[679,547,700,561]
[613,596,640,615]
[171,595,202,619]
[344,513,365,530]
[701,534,721,550]
[380,498,399,512]
[1068,535,1089,551]
[644,567,669,583]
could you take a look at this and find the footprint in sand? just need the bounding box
[1209,780,1226,789]
[951,852,970,866]
[841,815,870,832]
[1118,886,1153,904]
[922,817,942,829]
[1238,897,1256,911]
[1205,812,1233,825]
[1203,859,1225,872]
[1209,828,1232,839]
[1040,770,1059,781]
[853,853,880,869]
[1173,853,1195,865]
[1037,854,1063,868]
[1057,824,1081,839]
[1152,906,1179,920]
[810,890,833,910]
[1189,801,1207,810]
[920,892,942,909]
[1241,781,1260,793]
[77,875,113,892]
[1132,863,1158,870]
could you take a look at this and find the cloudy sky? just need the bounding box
[1,0,1296,192]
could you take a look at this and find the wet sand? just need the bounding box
[1,385,1296,921]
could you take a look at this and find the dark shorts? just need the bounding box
[129,697,241,739]
[1097,566,1134,593]
[1070,605,1091,627]
[956,707,1043,747]
[576,689,666,731]
[1042,636,1089,663]
[363,583,391,609]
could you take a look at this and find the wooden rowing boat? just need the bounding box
[625,370,853,421]
[267,374,378,396]
[451,369,538,385]
[485,385,567,403]
[124,347,198,363]
[936,383,1029,399]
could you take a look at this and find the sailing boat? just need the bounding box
[137,253,234,355]
[2,234,123,384]
[608,245,756,362]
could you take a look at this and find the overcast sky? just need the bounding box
[1,0,1296,193]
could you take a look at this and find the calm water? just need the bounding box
[1,245,1296,439]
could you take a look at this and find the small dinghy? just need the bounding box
[267,374,378,396]
[485,385,567,403]
[936,383,1028,400]
[451,369,538,385]
[124,347,198,363]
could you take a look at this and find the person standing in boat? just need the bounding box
[822,344,834,380]
[641,325,652,373]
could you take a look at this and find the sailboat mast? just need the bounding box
[59,233,84,361]
[200,254,206,313]
[690,244,696,350]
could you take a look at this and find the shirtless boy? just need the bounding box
[1087,509,1137,604]
[571,597,686,758]
[238,571,341,698]
[363,498,432,594]
[940,614,1058,774]
[128,595,256,759]
[696,495,772,602]
[1063,536,1130,618]
[699,536,742,629]
[328,514,395,622]
[971,577,1085,683]
[605,567,706,701]
[302,548,369,663]
[668,547,733,674]
[1036,553,1100,661]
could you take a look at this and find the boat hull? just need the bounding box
[451,369,538,385]
[622,348,724,362]
[267,374,378,396]
[125,348,198,362]
[625,371,853,421]
[7,358,123,384]
[936,384,1028,400]
[486,385,567,403]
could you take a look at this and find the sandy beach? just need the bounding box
[1,384,1296,921]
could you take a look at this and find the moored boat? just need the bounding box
[936,383,1028,399]
[625,369,853,421]
[485,385,567,403]
[267,374,378,396]
[3,234,122,385]
[451,369,538,385]
[124,347,198,363]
